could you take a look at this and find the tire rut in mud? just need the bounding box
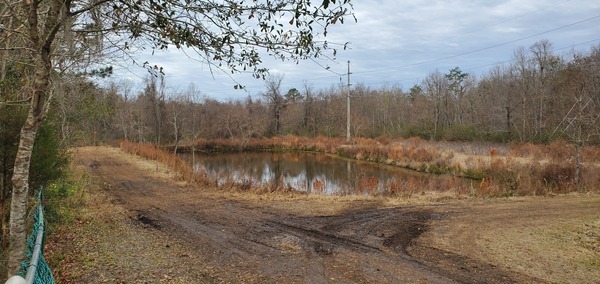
[270,207,432,255]
[127,196,539,283]
[266,220,382,253]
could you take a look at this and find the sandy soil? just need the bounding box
[50,146,599,283]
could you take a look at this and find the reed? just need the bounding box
[147,136,600,197]
[119,140,212,186]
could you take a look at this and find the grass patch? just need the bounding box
[43,173,89,282]
[44,175,88,229]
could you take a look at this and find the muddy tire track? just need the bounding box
[266,220,382,253]
[134,199,537,283]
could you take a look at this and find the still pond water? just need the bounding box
[179,151,468,195]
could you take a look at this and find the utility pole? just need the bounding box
[346,60,351,142]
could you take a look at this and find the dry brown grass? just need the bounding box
[120,140,212,186]
[157,136,600,197]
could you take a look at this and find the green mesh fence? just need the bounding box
[19,191,55,284]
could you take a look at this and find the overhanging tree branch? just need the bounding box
[5,0,355,277]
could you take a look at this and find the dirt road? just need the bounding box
[63,147,599,283]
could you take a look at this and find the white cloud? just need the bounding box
[107,0,600,100]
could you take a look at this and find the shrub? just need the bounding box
[410,148,434,162]
[481,162,520,197]
[543,140,574,162]
[45,178,86,228]
[120,140,212,186]
[400,125,432,140]
[540,163,575,192]
[582,147,600,163]
[483,131,512,143]
[441,124,480,142]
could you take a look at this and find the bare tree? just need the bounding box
[530,40,562,139]
[480,65,518,140]
[263,74,287,136]
[552,50,600,186]
[168,93,186,154]
[511,47,536,140]
[115,80,135,141]
[423,71,448,139]
[302,82,318,136]
[180,83,205,165]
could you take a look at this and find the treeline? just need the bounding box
[60,40,600,147]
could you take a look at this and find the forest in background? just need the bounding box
[39,40,599,148]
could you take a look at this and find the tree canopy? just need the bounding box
[60,0,354,80]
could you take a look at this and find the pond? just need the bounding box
[179,151,471,195]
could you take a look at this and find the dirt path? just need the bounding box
[59,146,599,283]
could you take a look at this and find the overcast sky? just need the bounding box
[107,0,600,100]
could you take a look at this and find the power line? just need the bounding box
[352,14,600,76]
[221,13,600,96]
[293,0,582,83]
[112,6,600,100]
[200,35,600,100]
[461,0,574,35]
[356,38,600,88]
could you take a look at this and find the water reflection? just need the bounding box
[179,151,466,195]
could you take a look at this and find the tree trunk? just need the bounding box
[574,123,582,187]
[433,102,440,140]
[7,49,51,276]
[7,116,39,275]
[505,106,512,140]
[1,199,8,249]
[172,118,179,155]
[1,14,13,81]
[1,164,8,248]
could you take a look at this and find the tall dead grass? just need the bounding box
[119,140,212,186]
[152,136,600,197]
